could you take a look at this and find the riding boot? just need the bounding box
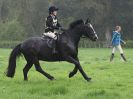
[52,40,58,54]
[110,53,114,62]
[120,54,127,62]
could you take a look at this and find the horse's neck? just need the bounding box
[60,26,83,47]
[65,28,83,45]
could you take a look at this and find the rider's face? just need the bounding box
[52,11,57,16]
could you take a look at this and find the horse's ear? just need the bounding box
[85,18,91,24]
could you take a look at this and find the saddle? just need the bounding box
[41,34,59,48]
[47,37,56,48]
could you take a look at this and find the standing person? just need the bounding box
[43,6,62,54]
[110,26,127,62]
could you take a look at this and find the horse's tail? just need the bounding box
[6,44,22,78]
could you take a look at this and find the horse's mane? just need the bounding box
[69,19,84,29]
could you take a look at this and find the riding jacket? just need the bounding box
[111,31,124,46]
[45,15,61,33]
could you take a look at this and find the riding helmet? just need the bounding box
[49,6,59,14]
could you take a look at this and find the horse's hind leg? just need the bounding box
[23,62,33,80]
[23,53,34,81]
[34,58,54,80]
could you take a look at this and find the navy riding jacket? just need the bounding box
[45,15,61,32]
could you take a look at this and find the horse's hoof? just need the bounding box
[86,77,91,81]
[69,72,74,78]
[24,79,28,81]
[49,77,55,80]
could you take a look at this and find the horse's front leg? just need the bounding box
[65,56,91,81]
[69,57,79,78]
[69,66,78,78]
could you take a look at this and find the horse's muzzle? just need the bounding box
[93,34,98,41]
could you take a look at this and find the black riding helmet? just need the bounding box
[49,6,59,14]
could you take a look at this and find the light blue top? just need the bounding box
[111,31,124,46]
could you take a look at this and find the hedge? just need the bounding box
[0,40,133,48]
[0,41,21,48]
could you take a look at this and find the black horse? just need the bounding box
[6,19,98,81]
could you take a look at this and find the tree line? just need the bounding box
[0,0,133,43]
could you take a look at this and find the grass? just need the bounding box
[0,48,133,99]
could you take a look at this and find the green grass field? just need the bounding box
[0,48,133,99]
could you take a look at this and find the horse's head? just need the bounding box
[69,19,98,41]
[83,18,98,41]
